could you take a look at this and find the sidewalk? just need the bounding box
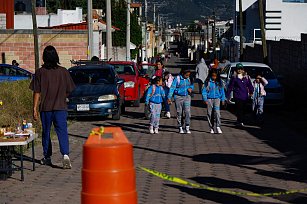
[1,93,307,203]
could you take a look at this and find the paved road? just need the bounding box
[1,55,307,204]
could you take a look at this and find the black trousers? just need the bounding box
[235,99,247,123]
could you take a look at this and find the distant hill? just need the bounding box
[144,0,235,25]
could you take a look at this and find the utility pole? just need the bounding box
[31,0,39,70]
[207,18,209,54]
[126,0,131,61]
[212,10,216,58]
[87,0,93,60]
[144,0,148,61]
[258,0,268,64]
[152,4,156,58]
[239,0,244,61]
[106,0,112,60]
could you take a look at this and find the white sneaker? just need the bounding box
[154,128,159,134]
[210,129,215,134]
[149,126,154,134]
[179,127,185,134]
[217,127,222,134]
[63,155,72,169]
[165,112,171,119]
[186,126,191,134]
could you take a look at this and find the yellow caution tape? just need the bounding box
[139,166,307,197]
[90,126,105,136]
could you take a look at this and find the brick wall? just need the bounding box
[0,30,88,72]
[0,13,6,29]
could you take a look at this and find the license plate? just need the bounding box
[77,104,90,111]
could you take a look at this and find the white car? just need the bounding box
[220,62,284,106]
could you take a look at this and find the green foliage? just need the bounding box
[0,80,40,129]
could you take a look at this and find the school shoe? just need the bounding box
[63,155,72,169]
[186,126,191,134]
[165,112,171,119]
[154,128,159,134]
[217,127,223,134]
[40,157,52,166]
[149,126,154,134]
[179,127,185,134]
[210,129,215,134]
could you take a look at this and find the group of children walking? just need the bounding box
[145,62,268,134]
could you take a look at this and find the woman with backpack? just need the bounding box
[202,69,226,134]
[167,69,194,134]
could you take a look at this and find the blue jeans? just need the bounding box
[164,87,170,112]
[40,111,69,158]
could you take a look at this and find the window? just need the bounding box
[113,65,135,75]
[70,68,114,84]
[283,0,307,3]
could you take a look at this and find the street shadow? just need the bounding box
[191,99,205,108]
[68,133,88,139]
[165,184,253,204]
[134,146,190,158]
[192,153,283,166]
[122,110,146,120]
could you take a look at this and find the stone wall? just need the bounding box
[0,30,88,72]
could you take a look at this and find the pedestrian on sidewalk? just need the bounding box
[252,73,268,124]
[202,69,226,134]
[195,58,209,93]
[167,69,194,134]
[30,45,76,169]
[163,71,174,119]
[154,60,166,78]
[145,76,166,134]
[226,63,254,126]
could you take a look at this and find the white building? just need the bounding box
[14,7,83,29]
[235,0,307,42]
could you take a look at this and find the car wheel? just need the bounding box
[112,106,121,120]
[133,88,141,107]
[121,102,126,114]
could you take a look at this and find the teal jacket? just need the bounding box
[202,79,226,102]
[145,85,165,104]
[168,75,194,99]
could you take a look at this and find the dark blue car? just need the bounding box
[0,64,33,82]
[67,64,125,120]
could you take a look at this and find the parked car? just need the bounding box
[138,62,157,96]
[67,64,125,120]
[220,62,284,106]
[107,61,145,107]
[0,64,33,82]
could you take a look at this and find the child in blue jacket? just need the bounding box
[167,69,194,134]
[202,70,226,134]
[145,76,165,134]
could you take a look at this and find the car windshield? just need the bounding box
[231,66,276,79]
[141,65,156,75]
[113,65,135,75]
[70,68,114,85]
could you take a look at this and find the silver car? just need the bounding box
[220,62,284,106]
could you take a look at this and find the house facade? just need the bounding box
[235,0,307,42]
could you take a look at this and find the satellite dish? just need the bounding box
[221,38,227,44]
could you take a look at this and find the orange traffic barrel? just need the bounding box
[81,127,137,204]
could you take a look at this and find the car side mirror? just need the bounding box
[117,78,125,84]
